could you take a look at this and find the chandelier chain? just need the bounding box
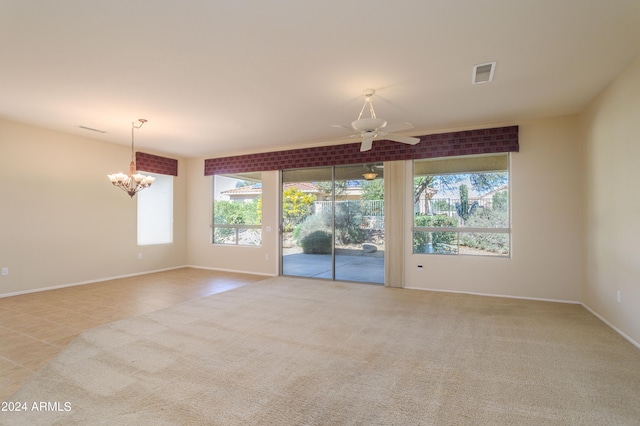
[107,119,154,198]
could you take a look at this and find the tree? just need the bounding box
[361,179,384,200]
[214,199,260,225]
[469,172,508,193]
[415,172,507,213]
[282,187,315,231]
[455,184,478,222]
[492,190,508,211]
[414,176,435,205]
[414,175,463,214]
[234,179,255,188]
[213,198,261,243]
[316,180,348,199]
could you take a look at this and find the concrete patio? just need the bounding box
[282,252,384,284]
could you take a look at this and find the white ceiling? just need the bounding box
[2,1,640,158]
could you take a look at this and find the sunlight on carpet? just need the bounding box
[2,277,640,425]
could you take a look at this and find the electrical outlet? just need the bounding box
[1,267,8,276]
[617,291,621,303]
[265,254,269,261]
[138,253,143,260]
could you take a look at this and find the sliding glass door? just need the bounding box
[281,167,333,279]
[334,164,384,283]
[281,164,384,284]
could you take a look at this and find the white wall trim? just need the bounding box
[187,265,276,277]
[582,303,640,350]
[403,286,581,304]
[0,266,187,299]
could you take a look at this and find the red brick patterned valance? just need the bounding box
[136,152,178,176]
[204,125,518,175]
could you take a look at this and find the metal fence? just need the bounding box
[314,200,385,230]
[418,198,496,216]
[314,200,384,216]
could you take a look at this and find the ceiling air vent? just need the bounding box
[472,62,496,84]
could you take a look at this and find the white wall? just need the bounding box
[403,117,584,302]
[580,54,640,345]
[0,119,187,296]
[186,158,279,276]
[186,117,585,303]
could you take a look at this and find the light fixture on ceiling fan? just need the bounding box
[107,119,155,198]
[332,88,421,152]
[362,165,378,180]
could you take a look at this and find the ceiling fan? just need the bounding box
[332,88,420,152]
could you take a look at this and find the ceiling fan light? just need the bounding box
[352,117,387,132]
[362,172,378,180]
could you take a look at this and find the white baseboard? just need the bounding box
[403,286,581,304]
[0,266,188,299]
[581,303,640,350]
[187,264,276,277]
[404,287,639,350]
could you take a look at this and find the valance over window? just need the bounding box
[136,152,178,176]
[204,126,518,175]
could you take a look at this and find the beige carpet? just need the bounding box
[2,277,640,425]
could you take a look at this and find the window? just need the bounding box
[212,173,262,246]
[137,172,173,245]
[413,154,510,256]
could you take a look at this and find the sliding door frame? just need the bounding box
[279,165,385,285]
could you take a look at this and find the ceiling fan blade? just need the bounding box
[331,124,352,129]
[382,121,414,133]
[384,133,421,145]
[360,138,374,152]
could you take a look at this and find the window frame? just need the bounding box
[411,154,511,257]
[211,173,263,247]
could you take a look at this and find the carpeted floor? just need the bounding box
[2,276,640,425]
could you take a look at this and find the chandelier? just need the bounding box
[107,119,155,197]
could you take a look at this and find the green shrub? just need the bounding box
[295,211,331,245]
[492,190,508,212]
[459,208,509,254]
[459,232,509,254]
[214,199,260,225]
[413,214,458,253]
[334,201,365,245]
[301,230,332,254]
[414,214,458,228]
[292,224,302,241]
[295,202,368,247]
